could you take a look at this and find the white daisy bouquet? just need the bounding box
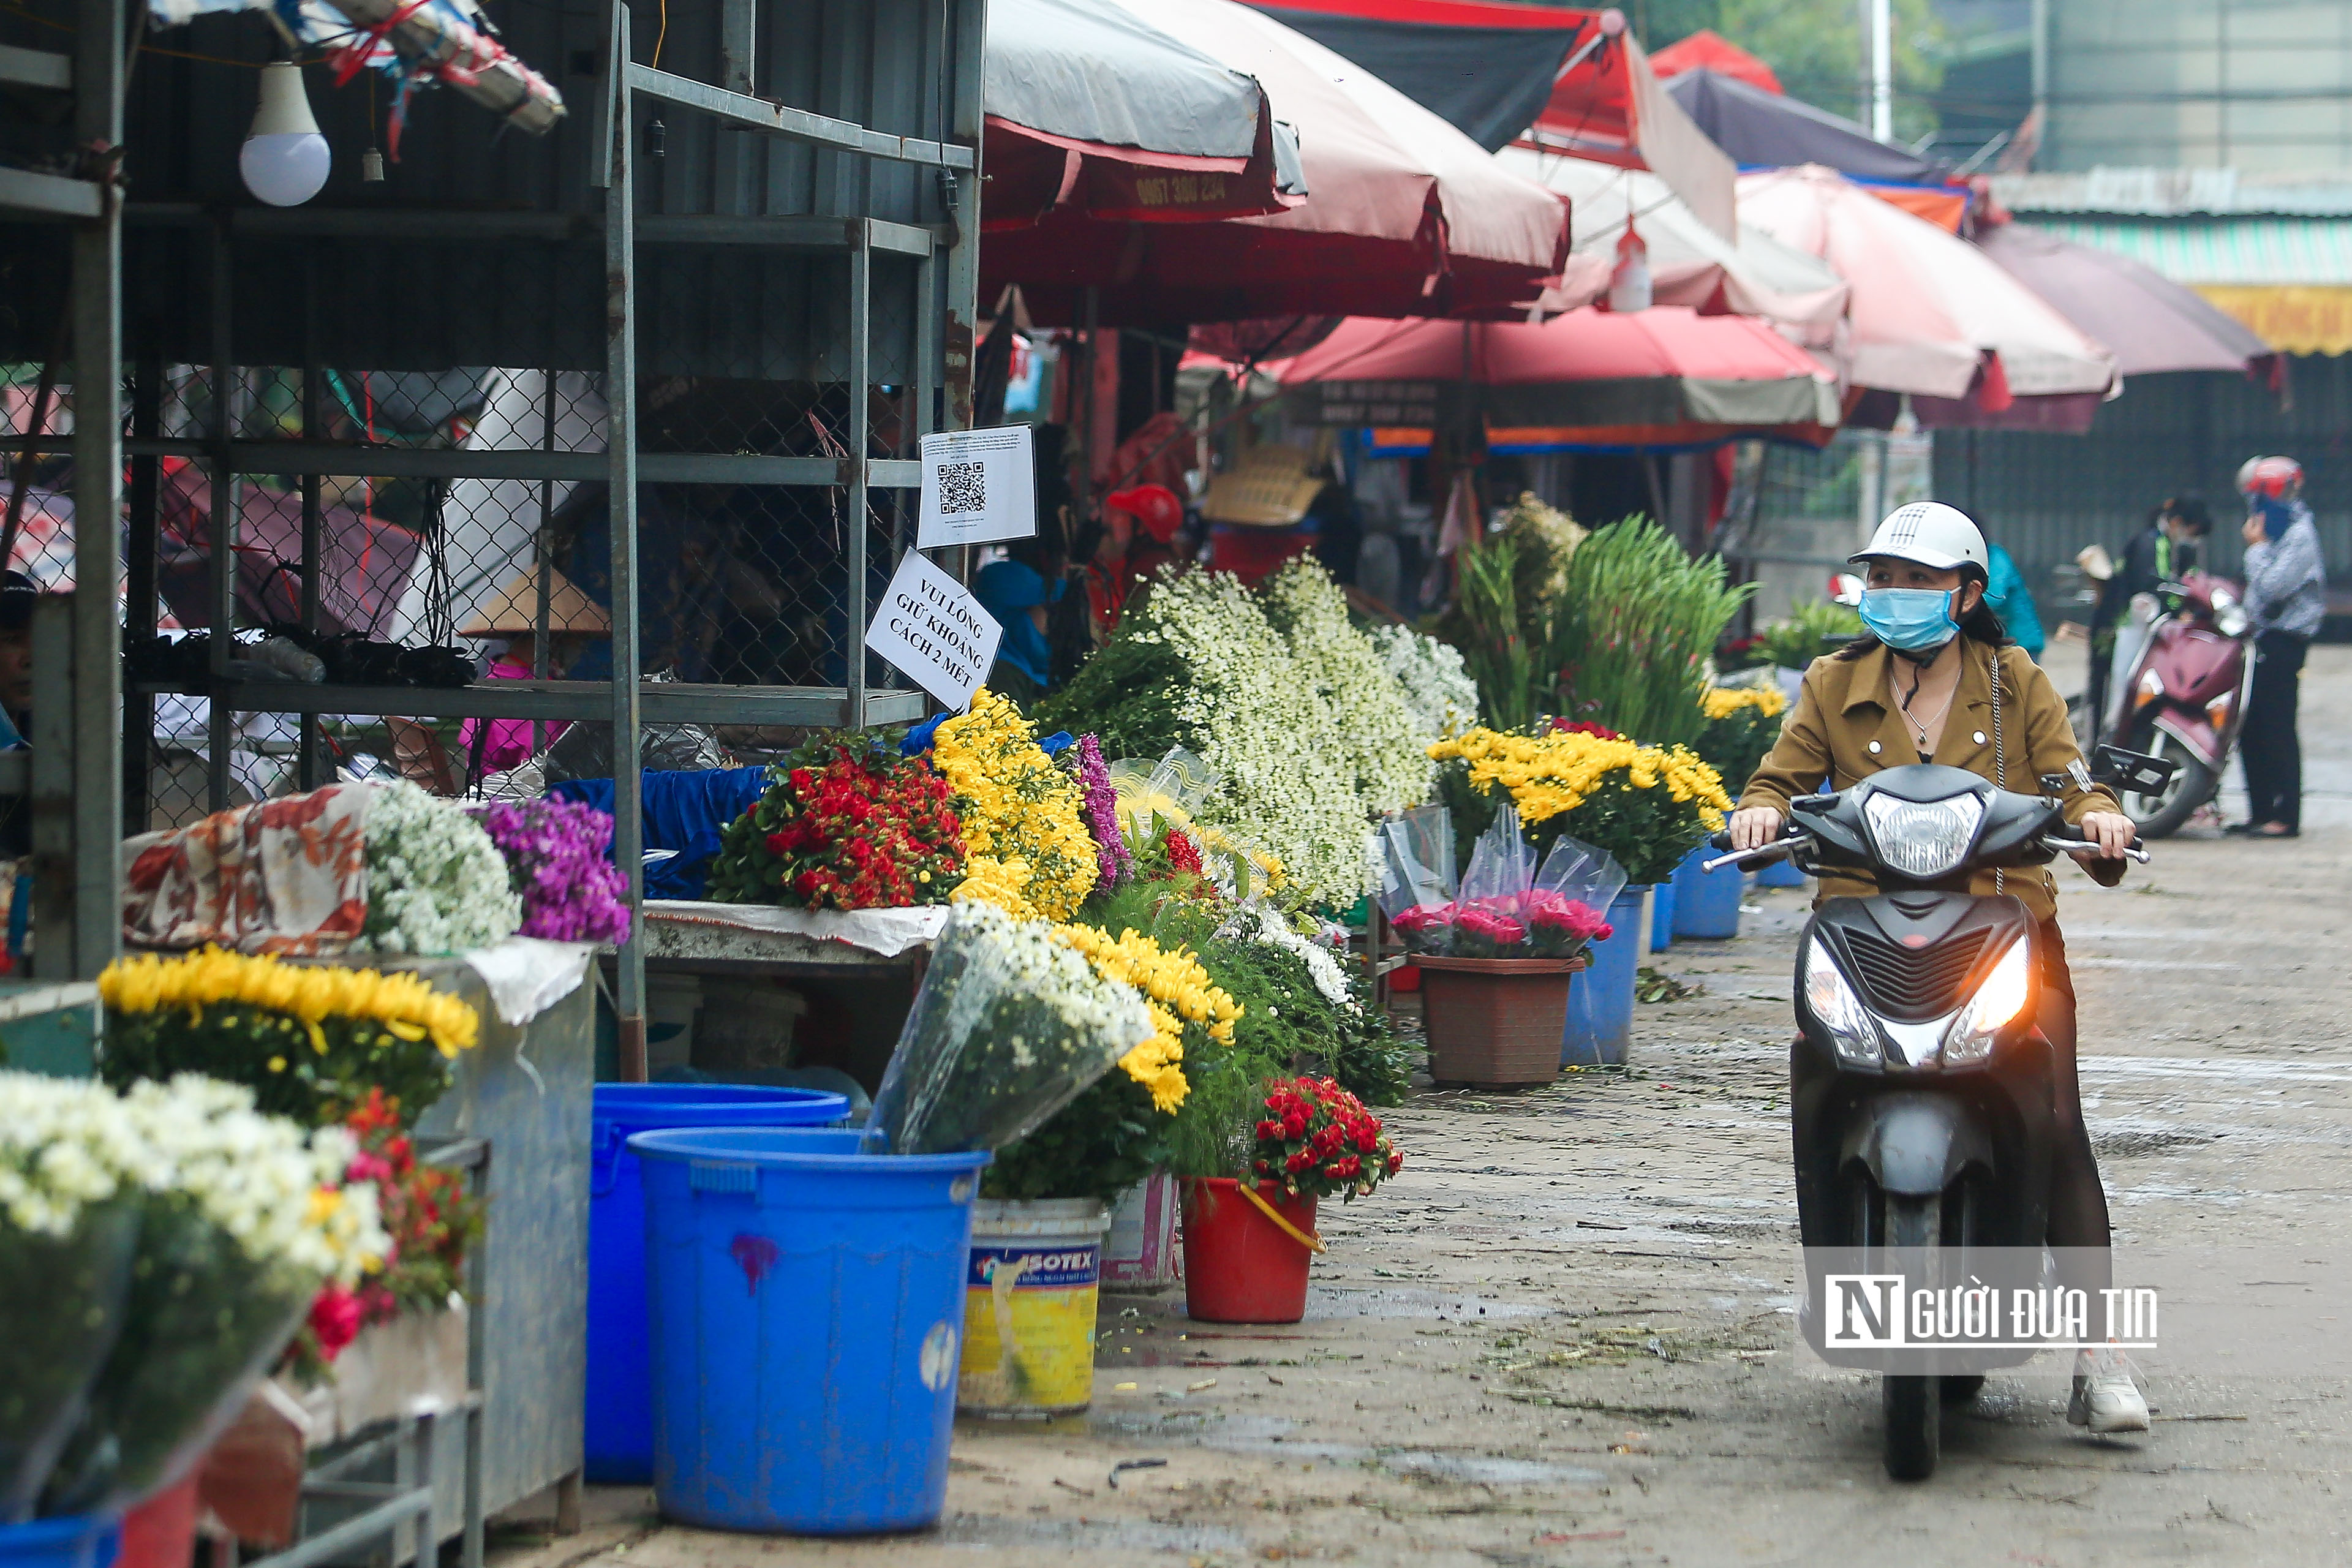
[1368,623,1480,747]
[0,1072,386,1520]
[862,902,1154,1158]
[360,780,523,955]
[1259,559,1430,817]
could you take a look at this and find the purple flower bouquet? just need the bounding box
[470,798,633,944]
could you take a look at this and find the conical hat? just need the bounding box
[459,566,610,638]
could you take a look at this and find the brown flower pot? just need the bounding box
[1415,954,1585,1090]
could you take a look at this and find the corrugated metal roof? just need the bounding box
[2027,217,2352,287]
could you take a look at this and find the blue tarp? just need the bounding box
[549,766,770,900]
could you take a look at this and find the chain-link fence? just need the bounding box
[0,362,914,830]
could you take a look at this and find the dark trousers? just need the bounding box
[2240,630,2309,831]
[2036,922,2111,1298]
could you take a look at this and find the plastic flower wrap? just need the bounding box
[932,690,1099,922]
[1374,804,1458,956]
[1249,1076,1401,1202]
[100,948,483,1128]
[1526,836,1626,959]
[0,1072,387,1519]
[470,798,631,944]
[1109,748,1284,900]
[359,780,521,954]
[862,902,1153,1156]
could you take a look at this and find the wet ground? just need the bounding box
[499,646,2352,1567]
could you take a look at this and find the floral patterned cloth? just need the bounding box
[122,785,372,954]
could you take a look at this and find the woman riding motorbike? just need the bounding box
[1727,502,2149,1435]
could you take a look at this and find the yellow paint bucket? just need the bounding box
[957,1198,1112,1416]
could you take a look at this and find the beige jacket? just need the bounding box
[1737,638,2122,924]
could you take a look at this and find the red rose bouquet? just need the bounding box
[707,731,967,909]
[1525,889,1612,959]
[1250,1076,1402,1201]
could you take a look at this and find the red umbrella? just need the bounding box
[1975,219,2283,387]
[1648,29,1783,95]
[1525,28,1737,241]
[1268,306,1840,444]
[981,0,1572,326]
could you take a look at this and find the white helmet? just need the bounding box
[1850,501,1988,578]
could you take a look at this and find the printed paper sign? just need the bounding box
[864,549,1003,712]
[916,424,1037,549]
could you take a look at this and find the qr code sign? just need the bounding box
[937,460,986,515]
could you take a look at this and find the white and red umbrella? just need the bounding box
[981,0,1571,325]
[1736,165,2117,428]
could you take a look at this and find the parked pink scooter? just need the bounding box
[2108,571,2252,837]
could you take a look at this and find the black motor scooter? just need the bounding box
[1706,747,2166,1480]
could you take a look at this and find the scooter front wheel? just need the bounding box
[2116,718,2219,839]
[1882,1193,1942,1481]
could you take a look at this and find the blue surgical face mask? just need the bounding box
[1859,587,1959,654]
[2250,494,2294,542]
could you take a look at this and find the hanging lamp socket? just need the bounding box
[645,116,666,159]
[360,148,386,183]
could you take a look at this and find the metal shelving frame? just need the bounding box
[47,0,986,1055]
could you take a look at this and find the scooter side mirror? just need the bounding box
[2091,744,2177,794]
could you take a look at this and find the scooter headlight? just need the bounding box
[1861,791,1985,880]
[2215,601,2250,638]
[1804,937,1881,1068]
[1940,938,2034,1066]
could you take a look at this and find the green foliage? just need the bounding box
[101,1005,453,1128]
[1434,494,1586,731]
[1311,999,1419,1109]
[1649,0,1948,145]
[1550,518,1753,750]
[1031,633,1193,763]
[1694,702,1787,798]
[1749,600,1864,672]
[980,1068,1172,1203]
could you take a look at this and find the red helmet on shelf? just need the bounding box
[2236,454,2304,499]
[1106,483,1185,545]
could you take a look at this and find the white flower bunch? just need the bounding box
[867,901,1154,1156]
[0,1072,386,1283]
[1218,901,1362,1017]
[361,779,522,955]
[1261,560,1429,817]
[1370,624,1481,746]
[1140,570,1371,907]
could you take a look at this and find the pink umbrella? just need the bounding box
[1974,219,2283,387]
[1736,165,2117,428]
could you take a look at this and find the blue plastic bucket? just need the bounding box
[1671,845,1743,940]
[0,1517,119,1568]
[631,1127,990,1534]
[1564,886,1646,1066]
[587,1085,850,1484]
[1648,880,1675,952]
[1754,857,1808,889]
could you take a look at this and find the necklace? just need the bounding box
[1894,664,1958,750]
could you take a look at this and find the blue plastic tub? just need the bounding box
[1754,856,1808,889]
[1648,879,1675,952]
[1671,845,1743,940]
[630,1127,991,1534]
[0,1517,119,1568]
[586,1086,850,1483]
[1564,885,1647,1066]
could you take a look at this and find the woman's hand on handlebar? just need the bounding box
[1729,806,1784,852]
[2074,810,2136,861]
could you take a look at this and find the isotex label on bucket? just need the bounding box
[967,1245,1098,1289]
[959,1240,1102,1414]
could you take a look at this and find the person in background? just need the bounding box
[974,535,1065,705]
[1981,526,2045,662]
[454,566,609,785]
[2084,496,2209,744]
[2231,457,2326,839]
[1086,484,1183,635]
[0,573,36,855]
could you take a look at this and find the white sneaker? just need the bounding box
[2068,1345,2149,1434]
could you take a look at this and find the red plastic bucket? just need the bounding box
[114,1477,197,1568]
[1180,1178,1319,1324]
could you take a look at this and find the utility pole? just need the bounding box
[1868,0,1893,141]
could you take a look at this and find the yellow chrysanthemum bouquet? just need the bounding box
[99,948,481,1128]
[1694,682,1789,801]
[935,688,1099,921]
[1429,723,1732,887]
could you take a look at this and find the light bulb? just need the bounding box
[241,62,329,206]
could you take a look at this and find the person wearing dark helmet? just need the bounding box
[2231,457,2325,839]
[1729,502,2147,1438]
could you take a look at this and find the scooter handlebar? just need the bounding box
[1703,826,1804,874]
[2038,828,2150,864]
